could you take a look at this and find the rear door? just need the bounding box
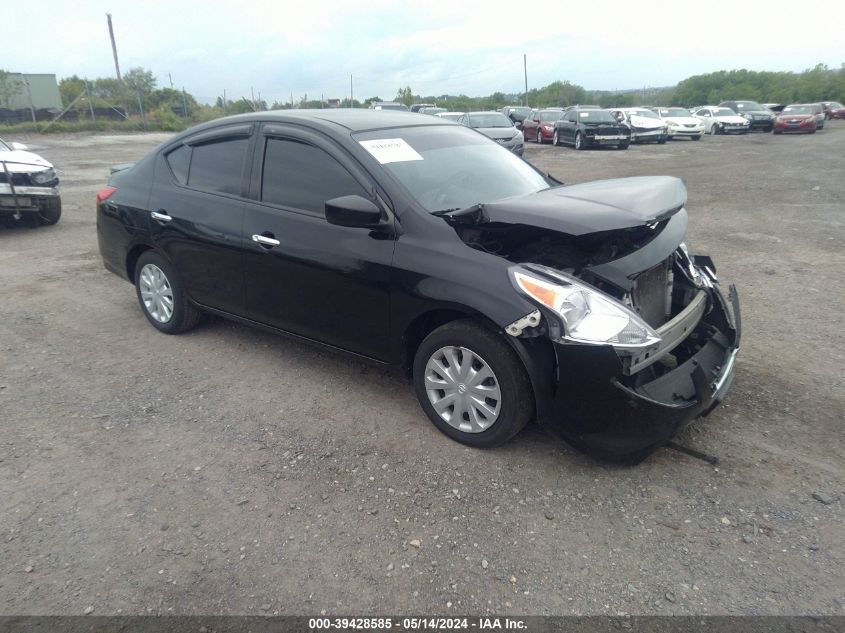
[148,124,255,316]
[241,124,395,360]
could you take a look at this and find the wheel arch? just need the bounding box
[126,242,156,281]
[401,308,557,422]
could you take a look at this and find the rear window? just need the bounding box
[187,138,248,196]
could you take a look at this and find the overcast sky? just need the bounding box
[8,0,844,104]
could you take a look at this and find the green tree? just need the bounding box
[58,75,87,106]
[0,69,22,108]
[395,86,413,107]
[123,67,157,98]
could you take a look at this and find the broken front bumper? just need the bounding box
[539,282,741,463]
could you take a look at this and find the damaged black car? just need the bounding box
[96,110,740,463]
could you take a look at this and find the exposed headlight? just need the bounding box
[511,267,661,352]
[31,167,57,185]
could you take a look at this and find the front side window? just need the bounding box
[188,137,249,195]
[261,138,367,215]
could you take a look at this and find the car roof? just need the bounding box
[175,109,450,136]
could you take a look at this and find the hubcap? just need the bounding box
[424,346,502,433]
[139,263,174,323]
[575,133,581,148]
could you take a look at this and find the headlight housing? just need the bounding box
[511,266,661,352]
[31,167,57,185]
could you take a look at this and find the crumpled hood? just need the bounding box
[712,115,747,124]
[476,176,687,236]
[0,150,53,173]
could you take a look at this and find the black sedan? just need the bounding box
[97,110,740,462]
[553,108,631,149]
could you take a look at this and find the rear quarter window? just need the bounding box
[165,145,191,184]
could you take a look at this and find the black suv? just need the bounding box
[96,110,739,462]
[718,101,774,132]
[553,108,631,149]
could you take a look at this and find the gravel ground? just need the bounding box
[0,127,843,616]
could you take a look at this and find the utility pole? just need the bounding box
[523,54,528,107]
[350,74,353,108]
[106,14,122,82]
[23,79,37,125]
[85,80,96,121]
[222,88,227,112]
[136,91,146,131]
[168,73,173,89]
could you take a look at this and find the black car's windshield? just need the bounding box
[660,108,691,117]
[354,126,549,212]
[578,110,617,123]
[734,101,765,111]
[782,105,813,115]
[468,113,513,128]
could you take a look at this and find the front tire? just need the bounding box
[536,130,543,144]
[38,197,62,226]
[413,320,534,448]
[553,130,561,146]
[574,131,585,150]
[134,251,200,334]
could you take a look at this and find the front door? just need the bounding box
[241,126,395,360]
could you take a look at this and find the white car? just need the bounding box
[692,106,750,135]
[436,111,465,122]
[609,108,668,144]
[0,138,61,227]
[652,107,705,141]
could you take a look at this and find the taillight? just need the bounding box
[96,186,117,210]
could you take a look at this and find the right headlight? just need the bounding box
[511,266,661,352]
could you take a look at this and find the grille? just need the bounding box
[632,261,671,328]
[0,171,32,186]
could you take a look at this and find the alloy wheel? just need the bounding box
[424,346,502,433]
[537,130,542,144]
[139,263,174,323]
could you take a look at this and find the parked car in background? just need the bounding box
[762,103,785,115]
[95,109,740,462]
[369,102,410,111]
[501,106,533,129]
[610,108,668,144]
[419,107,447,116]
[459,111,524,156]
[553,108,630,150]
[0,138,62,227]
[804,103,825,129]
[651,107,704,140]
[692,106,750,135]
[410,103,435,113]
[821,101,845,119]
[773,105,818,134]
[718,101,774,132]
[521,108,564,144]
[436,112,465,122]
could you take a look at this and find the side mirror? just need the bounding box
[325,195,384,228]
[10,142,28,151]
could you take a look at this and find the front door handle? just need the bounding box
[252,233,280,248]
[151,211,172,223]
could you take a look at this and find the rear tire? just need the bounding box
[134,251,200,335]
[413,320,534,448]
[618,142,629,150]
[536,130,543,144]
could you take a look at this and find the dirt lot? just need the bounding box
[1,126,843,616]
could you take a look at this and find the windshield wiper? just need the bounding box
[432,204,482,217]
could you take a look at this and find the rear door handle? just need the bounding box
[252,234,280,248]
[151,211,172,223]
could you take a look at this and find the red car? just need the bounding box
[821,101,845,119]
[773,105,817,134]
[522,108,564,143]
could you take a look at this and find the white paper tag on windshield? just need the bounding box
[358,138,423,164]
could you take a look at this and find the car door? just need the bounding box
[560,110,577,143]
[147,124,255,316]
[241,124,395,360]
[522,110,539,139]
[695,109,713,132]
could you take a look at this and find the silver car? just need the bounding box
[459,111,524,156]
